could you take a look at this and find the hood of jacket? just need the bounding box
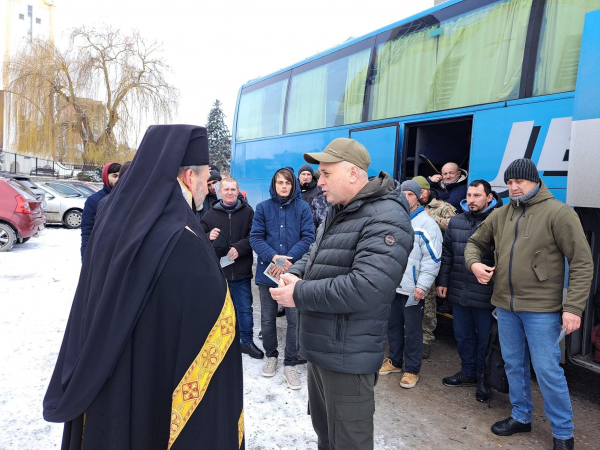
[212,198,247,213]
[101,162,119,189]
[460,190,503,216]
[440,168,468,191]
[269,166,300,205]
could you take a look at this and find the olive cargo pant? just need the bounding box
[422,284,437,345]
[307,363,378,450]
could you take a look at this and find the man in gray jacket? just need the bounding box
[269,138,413,450]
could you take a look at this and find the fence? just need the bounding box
[0,151,101,180]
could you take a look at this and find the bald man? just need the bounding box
[427,162,468,210]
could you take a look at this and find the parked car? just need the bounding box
[58,181,100,196]
[0,177,45,252]
[41,181,91,198]
[30,167,59,177]
[37,184,85,229]
[0,173,47,210]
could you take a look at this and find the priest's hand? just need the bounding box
[227,247,238,260]
[269,273,300,308]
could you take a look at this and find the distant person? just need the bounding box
[465,159,593,450]
[412,176,456,359]
[427,162,468,210]
[221,171,247,200]
[269,138,412,449]
[249,167,314,390]
[95,161,131,220]
[201,177,264,360]
[380,180,441,390]
[437,180,501,402]
[298,164,321,206]
[80,162,120,260]
[196,169,221,221]
[44,125,244,449]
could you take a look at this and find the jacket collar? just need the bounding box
[410,205,425,220]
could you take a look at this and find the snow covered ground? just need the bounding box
[0,227,367,449]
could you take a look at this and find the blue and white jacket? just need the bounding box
[397,206,442,306]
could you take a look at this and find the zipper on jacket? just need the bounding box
[335,314,342,341]
[229,214,234,279]
[508,205,527,311]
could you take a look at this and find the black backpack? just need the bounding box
[483,319,509,396]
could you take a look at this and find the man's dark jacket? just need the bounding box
[436,193,502,310]
[200,200,254,280]
[80,186,110,260]
[300,178,321,206]
[288,172,413,374]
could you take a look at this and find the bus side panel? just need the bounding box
[470,98,574,198]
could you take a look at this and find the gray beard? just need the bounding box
[193,187,207,211]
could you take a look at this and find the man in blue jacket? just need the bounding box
[80,162,120,260]
[249,167,314,390]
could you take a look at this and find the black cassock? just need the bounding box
[62,227,244,450]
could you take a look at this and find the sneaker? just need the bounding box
[262,357,278,377]
[400,372,419,389]
[422,343,431,359]
[379,358,402,375]
[443,371,477,387]
[282,366,302,390]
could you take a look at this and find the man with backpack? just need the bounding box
[464,159,593,450]
[437,180,501,402]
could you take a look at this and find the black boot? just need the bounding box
[476,377,491,402]
[241,342,265,359]
[553,437,574,450]
[443,371,477,387]
[276,306,286,317]
[491,417,532,436]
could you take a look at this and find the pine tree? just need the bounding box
[205,100,231,172]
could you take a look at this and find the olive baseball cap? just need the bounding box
[304,138,371,172]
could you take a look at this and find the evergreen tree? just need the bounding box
[205,100,231,172]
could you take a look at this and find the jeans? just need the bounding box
[227,277,255,345]
[387,293,424,374]
[307,363,377,450]
[452,303,494,378]
[496,307,573,440]
[259,285,298,366]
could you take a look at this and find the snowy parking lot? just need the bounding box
[1,227,600,449]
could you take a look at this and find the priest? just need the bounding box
[43,125,245,450]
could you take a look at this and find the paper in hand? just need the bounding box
[220,255,234,268]
[264,262,280,284]
[555,326,568,346]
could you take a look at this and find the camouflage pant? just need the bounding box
[423,284,437,345]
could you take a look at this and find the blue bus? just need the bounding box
[230,0,600,373]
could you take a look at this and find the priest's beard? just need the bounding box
[193,184,207,210]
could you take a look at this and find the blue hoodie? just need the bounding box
[249,167,315,286]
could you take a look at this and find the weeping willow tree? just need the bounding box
[5,26,178,165]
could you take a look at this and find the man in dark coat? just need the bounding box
[436,179,501,402]
[427,162,468,210]
[270,138,413,449]
[80,161,120,260]
[201,176,264,360]
[298,163,321,206]
[43,125,245,450]
[196,169,221,221]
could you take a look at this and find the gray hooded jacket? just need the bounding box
[289,172,413,374]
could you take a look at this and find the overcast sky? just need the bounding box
[55,0,433,134]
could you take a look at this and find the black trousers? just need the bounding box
[307,363,378,450]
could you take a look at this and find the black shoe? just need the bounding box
[443,371,477,387]
[297,355,308,365]
[241,342,265,359]
[422,343,431,359]
[276,307,286,317]
[491,417,532,436]
[258,330,262,339]
[476,377,491,402]
[553,437,574,450]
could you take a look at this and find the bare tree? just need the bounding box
[5,26,178,164]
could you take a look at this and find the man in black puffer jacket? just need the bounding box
[269,138,413,450]
[436,179,502,402]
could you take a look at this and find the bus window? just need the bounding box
[533,0,599,96]
[285,47,371,134]
[369,0,533,121]
[236,77,289,141]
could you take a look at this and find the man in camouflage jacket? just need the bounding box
[413,176,457,358]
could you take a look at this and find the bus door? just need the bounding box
[400,117,473,182]
[349,123,399,178]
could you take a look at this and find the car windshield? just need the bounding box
[7,180,38,201]
[43,183,83,198]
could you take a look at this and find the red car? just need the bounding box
[0,177,45,252]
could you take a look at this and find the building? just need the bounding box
[0,0,55,151]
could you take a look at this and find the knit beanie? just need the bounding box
[401,180,421,199]
[208,169,222,183]
[504,158,540,183]
[412,176,430,190]
[298,164,314,177]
